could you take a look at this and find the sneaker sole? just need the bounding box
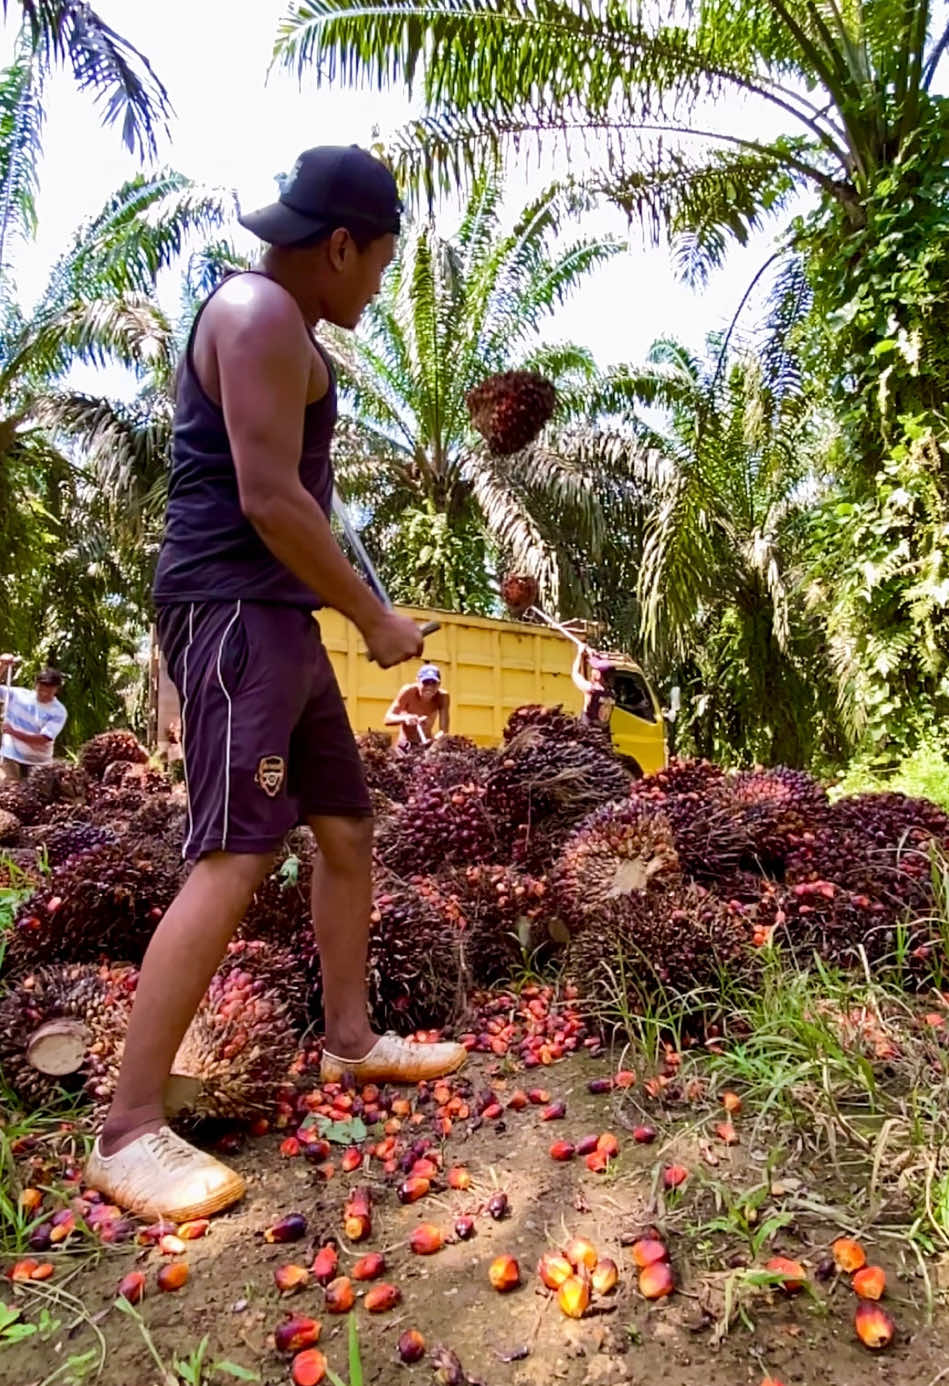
[320,1047,468,1086]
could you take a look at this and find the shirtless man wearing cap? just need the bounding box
[385,664,450,752]
[84,146,466,1225]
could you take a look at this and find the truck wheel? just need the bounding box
[619,755,643,779]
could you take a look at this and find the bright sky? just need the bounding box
[4,0,801,378]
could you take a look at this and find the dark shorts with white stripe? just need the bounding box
[156,600,372,861]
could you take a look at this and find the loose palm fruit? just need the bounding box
[341,1148,362,1173]
[447,1167,471,1190]
[264,1213,307,1244]
[721,1091,742,1114]
[663,1165,688,1190]
[585,1150,609,1173]
[832,1239,866,1273]
[409,1224,444,1255]
[715,1122,739,1145]
[852,1265,886,1300]
[507,1090,529,1110]
[454,1216,475,1240]
[177,1219,210,1240]
[19,1189,42,1214]
[633,1126,657,1144]
[632,1238,668,1268]
[527,1089,550,1104]
[398,1177,431,1204]
[549,1140,575,1162]
[398,1329,426,1364]
[157,1262,189,1292]
[855,1301,895,1350]
[364,1282,401,1312]
[541,1101,566,1121]
[489,1255,521,1292]
[638,1261,675,1299]
[352,1252,385,1281]
[343,1188,372,1242]
[565,1237,598,1271]
[30,1264,53,1281]
[766,1257,806,1293]
[274,1265,310,1294]
[275,1315,322,1354]
[324,1277,354,1313]
[486,1192,509,1220]
[291,1348,327,1385]
[311,1244,338,1285]
[557,1273,591,1318]
[10,1260,38,1282]
[538,1253,574,1290]
[587,1078,613,1095]
[592,1259,619,1294]
[576,1134,599,1156]
[159,1234,185,1255]
[596,1133,619,1158]
[116,1271,145,1304]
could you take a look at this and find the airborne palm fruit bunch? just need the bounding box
[374,781,499,875]
[367,868,463,1029]
[500,573,540,616]
[79,730,149,780]
[0,962,136,1108]
[466,370,557,456]
[730,767,830,874]
[551,799,681,937]
[568,881,755,1005]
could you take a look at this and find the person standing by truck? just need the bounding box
[571,645,615,727]
[385,663,450,752]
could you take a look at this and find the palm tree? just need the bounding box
[325,168,644,614]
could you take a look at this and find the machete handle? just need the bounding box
[418,621,441,638]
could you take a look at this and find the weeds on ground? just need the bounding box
[116,1300,261,1384]
[833,743,949,809]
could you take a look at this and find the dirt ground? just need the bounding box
[4,1050,948,1386]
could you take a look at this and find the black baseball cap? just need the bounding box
[238,145,403,247]
[37,667,63,687]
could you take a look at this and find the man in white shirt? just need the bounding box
[0,656,68,779]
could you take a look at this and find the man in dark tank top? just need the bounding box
[86,147,466,1222]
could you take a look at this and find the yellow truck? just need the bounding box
[317,605,667,776]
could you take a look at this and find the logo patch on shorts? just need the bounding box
[255,755,286,798]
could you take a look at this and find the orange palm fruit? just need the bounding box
[410,1158,439,1180]
[631,1238,668,1268]
[585,1150,609,1173]
[398,1176,431,1205]
[715,1122,739,1145]
[766,1256,807,1293]
[340,1148,362,1173]
[557,1273,591,1318]
[409,1224,444,1255]
[364,1282,402,1312]
[116,1271,146,1304]
[855,1300,895,1349]
[596,1133,619,1158]
[564,1237,598,1271]
[721,1091,742,1113]
[852,1265,886,1300]
[488,1255,521,1292]
[506,1090,529,1110]
[275,1315,322,1353]
[177,1219,210,1240]
[352,1252,386,1281]
[638,1261,675,1299]
[10,1259,38,1282]
[156,1262,189,1292]
[343,1188,372,1241]
[324,1277,355,1313]
[549,1140,576,1162]
[832,1238,867,1273]
[398,1329,426,1364]
[538,1253,574,1290]
[311,1243,338,1285]
[663,1165,688,1190]
[291,1348,328,1385]
[274,1264,310,1294]
[19,1189,42,1214]
[447,1166,471,1190]
[592,1259,619,1294]
[29,1263,53,1281]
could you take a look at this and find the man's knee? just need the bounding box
[309,814,374,872]
[190,849,275,892]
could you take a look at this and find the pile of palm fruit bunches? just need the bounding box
[1,715,947,1127]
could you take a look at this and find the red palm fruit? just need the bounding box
[398,1329,426,1364]
[557,1273,591,1318]
[274,1265,310,1294]
[760,1378,787,1385]
[633,1126,657,1144]
[638,1261,675,1299]
[614,1070,636,1088]
[157,1262,189,1292]
[274,1315,322,1353]
[592,1259,619,1294]
[596,1133,619,1158]
[159,1234,186,1255]
[324,1277,355,1313]
[585,1150,609,1173]
[549,1140,575,1162]
[177,1219,210,1241]
[291,1348,327,1385]
[311,1244,338,1285]
[398,1176,431,1204]
[832,1238,867,1273]
[722,1091,742,1114]
[663,1165,688,1189]
[352,1252,385,1281]
[10,1259,38,1282]
[139,1219,176,1245]
[576,1134,599,1156]
[486,1192,509,1220]
[541,1101,566,1121]
[364,1282,401,1312]
[409,1224,444,1255]
[565,1237,598,1271]
[855,1301,895,1350]
[264,1213,307,1244]
[631,1238,668,1268]
[116,1271,146,1304]
[852,1265,886,1300]
[454,1216,476,1240]
[411,1158,439,1180]
[340,1148,362,1173]
[587,1078,613,1095]
[29,1264,54,1281]
[538,1253,574,1290]
[280,1137,302,1158]
[507,1090,529,1110]
[715,1122,739,1145]
[489,1255,521,1292]
[528,1089,550,1104]
[343,1188,372,1241]
[766,1256,807,1293]
[482,1102,503,1120]
[448,1166,471,1190]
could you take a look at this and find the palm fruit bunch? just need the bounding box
[367,869,463,1028]
[0,778,52,826]
[8,835,186,970]
[356,730,411,803]
[729,766,830,874]
[126,792,187,841]
[407,735,494,795]
[0,808,19,845]
[751,879,929,971]
[240,846,315,951]
[418,864,548,985]
[550,798,681,936]
[500,572,539,616]
[503,703,608,749]
[27,759,90,806]
[639,757,727,800]
[170,946,303,1122]
[485,727,631,840]
[567,882,755,1006]
[629,766,752,886]
[78,729,149,780]
[0,962,136,1108]
[374,780,499,875]
[466,370,557,455]
[19,817,118,868]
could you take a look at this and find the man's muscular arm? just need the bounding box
[213,280,421,670]
[385,686,420,727]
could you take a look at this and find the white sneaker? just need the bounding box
[321,1032,467,1085]
[85,1126,246,1222]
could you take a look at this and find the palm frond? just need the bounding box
[0,45,45,267]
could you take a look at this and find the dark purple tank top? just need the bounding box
[153,271,335,608]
